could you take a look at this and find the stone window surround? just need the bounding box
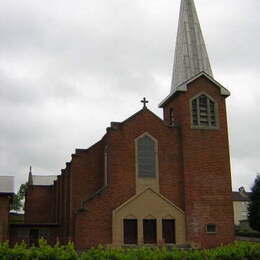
[135,133,159,193]
[189,91,219,130]
[135,133,158,178]
[112,188,186,246]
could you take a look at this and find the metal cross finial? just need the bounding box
[141,97,148,108]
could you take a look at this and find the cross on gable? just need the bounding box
[141,97,149,108]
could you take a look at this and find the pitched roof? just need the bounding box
[0,176,14,194]
[232,191,251,202]
[31,175,57,186]
[159,72,230,107]
[171,0,212,91]
[159,0,231,108]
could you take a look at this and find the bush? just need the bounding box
[1,240,260,259]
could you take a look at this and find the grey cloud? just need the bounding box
[0,0,259,192]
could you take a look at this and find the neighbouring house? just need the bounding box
[233,187,251,227]
[8,0,235,249]
[0,176,14,243]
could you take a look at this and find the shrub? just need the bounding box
[1,240,260,259]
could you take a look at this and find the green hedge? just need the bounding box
[1,240,260,260]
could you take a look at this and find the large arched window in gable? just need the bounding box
[191,93,218,128]
[137,135,156,178]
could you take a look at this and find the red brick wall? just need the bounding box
[163,75,234,248]
[70,143,105,216]
[23,76,234,249]
[9,225,58,247]
[56,170,71,244]
[0,195,11,242]
[74,109,184,249]
[25,186,56,224]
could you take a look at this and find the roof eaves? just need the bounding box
[159,72,230,108]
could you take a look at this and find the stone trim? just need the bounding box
[135,133,159,193]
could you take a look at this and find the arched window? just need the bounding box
[191,94,218,128]
[137,135,156,178]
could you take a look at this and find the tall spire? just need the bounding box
[28,166,33,185]
[171,0,213,91]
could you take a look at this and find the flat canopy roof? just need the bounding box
[0,176,14,194]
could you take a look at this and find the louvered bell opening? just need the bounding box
[192,99,198,125]
[138,136,156,178]
[210,101,216,126]
[199,95,209,126]
[199,95,207,107]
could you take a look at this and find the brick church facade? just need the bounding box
[9,0,235,249]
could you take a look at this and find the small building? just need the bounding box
[0,176,14,243]
[232,187,251,226]
[10,174,58,247]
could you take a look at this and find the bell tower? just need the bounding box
[160,0,234,248]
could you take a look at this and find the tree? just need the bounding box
[11,183,28,211]
[248,176,260,231]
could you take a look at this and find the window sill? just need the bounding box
[191,125,219,130]
[138,176,157,179]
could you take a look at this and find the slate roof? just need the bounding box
[171,0,212,91]
[232,191,251,202]
[31,175,57,186]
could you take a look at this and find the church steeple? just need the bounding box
[171,0,213,91]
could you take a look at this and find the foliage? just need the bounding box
[248,175,260,232]
[236,231,260,238]
[1,241,260,260]
[11,183,28,212]
[0,239,78,260]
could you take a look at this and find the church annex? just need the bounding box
[10,0,235,249]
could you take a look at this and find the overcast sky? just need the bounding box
[0,0,259,192]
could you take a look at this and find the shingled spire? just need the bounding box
[171,0,213,91]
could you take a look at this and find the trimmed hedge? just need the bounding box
[1,240,260,260]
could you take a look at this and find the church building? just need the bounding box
[11,0,235,249]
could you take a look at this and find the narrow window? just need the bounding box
[162,219,176,243]
[170,108,175,125]
[206,224,216,234]
[143,219,157,244]
[191,94,217,128]
[124,219,137,244]
[137,135,156,178]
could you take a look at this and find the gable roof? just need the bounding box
[232,191,251,202]
[106,107,171,132]
[122,107,164,125]
[113,187,184,214]
[30,175,57,186]
[159,72,230,108]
